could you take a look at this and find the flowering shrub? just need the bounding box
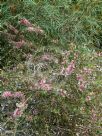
[0,45,101,135]
[0,0,102,136]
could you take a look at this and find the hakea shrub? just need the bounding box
[0,1,101,135]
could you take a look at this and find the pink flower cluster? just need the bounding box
[83,67,92,74]
[13,92,24,98]
[2,91,13,98]
[2,91,24,99]
[61,60,75,76]
[65,60,75,75]
[76,74,83,82]
[39,79,52,91]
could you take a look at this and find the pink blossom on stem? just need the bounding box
[19,18,32,27]
[27,27,44,34]
[2,91,13,98]
[76,74,87,92]
[65,60,75,76]
[42,84,52,91]
[79,82,86,92]
[39,79,52,91]
[86,96,91,101]
[13,108,22,118]
[76,74,83,81]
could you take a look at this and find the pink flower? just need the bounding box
[76,74,87,91]
[42,84,52,91]
[13,91,24,98]
[79,82,86,92]
[13,108,22,118]
[27,27,35,32]
[86,96,91,101]
[19,18,32,27]
[2,91,13,98]
[39,79,52,91]
[65,60,75,75]
[27,27,44,34]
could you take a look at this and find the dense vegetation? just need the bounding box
[0,0,102,136]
